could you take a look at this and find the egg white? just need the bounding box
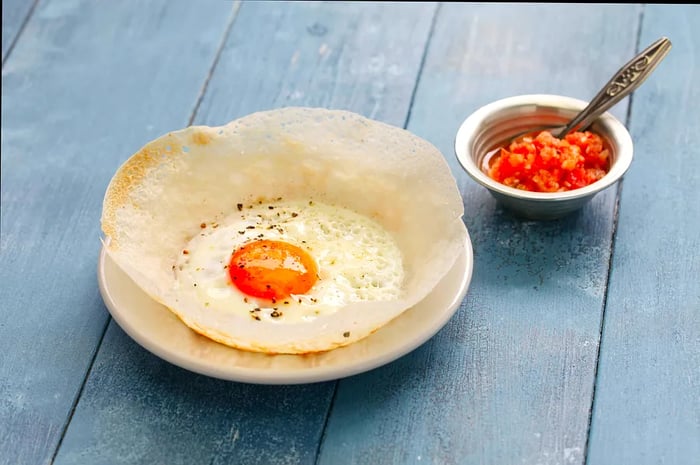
[174,200,404,325]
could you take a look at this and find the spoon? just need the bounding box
[553,36,672,138]
[481,37,672,173]
[505,36,672,144]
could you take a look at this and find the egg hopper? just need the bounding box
[101,107,467,354]
[97,232,472,384]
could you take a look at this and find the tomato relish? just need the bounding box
[487,130,610,192]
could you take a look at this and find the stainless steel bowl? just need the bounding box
[454,94,634,220]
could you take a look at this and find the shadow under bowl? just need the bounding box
[454,94,634,220]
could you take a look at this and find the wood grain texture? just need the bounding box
[51,2,437,465]
[317,4,641,465]
[194,0,434,125]
[586,5,700,464]
[0,1,234,464]
[1,0,37,61]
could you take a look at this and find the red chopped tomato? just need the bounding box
[487,130,610,192]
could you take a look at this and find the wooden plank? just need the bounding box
[194,1,433,125]
[1,0,36,61]
[51,2,437,465]
[317,4,641,465]
[0,1,234,464]
[586,5,700,465]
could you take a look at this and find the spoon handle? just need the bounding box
[556,36,672,138]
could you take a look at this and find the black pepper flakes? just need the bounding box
[246,226,256,230]
[271,311,282,318]
[268,206,274,210]
[237,203,243,211]
[343,331,350,338]
[182,249,189,255]
[291,212,298,217]
[238,231,245,235]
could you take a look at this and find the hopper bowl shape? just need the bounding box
[100,107,471,358]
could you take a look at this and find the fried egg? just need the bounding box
[175,199,404,325]
[101,107,467,354]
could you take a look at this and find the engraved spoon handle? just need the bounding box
[555,36,672,138]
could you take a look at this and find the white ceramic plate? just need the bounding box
[97,231,473,384]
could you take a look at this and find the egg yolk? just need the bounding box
[228,239,318,300]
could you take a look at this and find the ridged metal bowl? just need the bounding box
[454,94,634,220]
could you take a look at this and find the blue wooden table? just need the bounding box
[2,2,698,464]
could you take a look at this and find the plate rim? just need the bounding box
[97,230,474,384]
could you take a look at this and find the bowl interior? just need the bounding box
[455,95,633,203]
